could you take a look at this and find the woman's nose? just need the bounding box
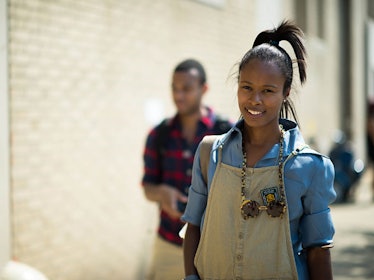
[248,91,261,104]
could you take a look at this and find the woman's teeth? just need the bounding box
[247,109,262,115]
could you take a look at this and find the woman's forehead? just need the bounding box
[240,59,284,78]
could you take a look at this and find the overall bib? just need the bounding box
[194,147,298,280]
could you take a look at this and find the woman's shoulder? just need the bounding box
[212,123,241,149]
[283,120,332,166]
[288,147,334,178]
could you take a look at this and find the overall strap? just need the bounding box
[199,135,219,185]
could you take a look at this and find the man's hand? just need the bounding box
[143,183,188,220]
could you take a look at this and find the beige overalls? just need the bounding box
[194,146,298,280]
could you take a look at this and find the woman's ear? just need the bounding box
[284,87,290,98]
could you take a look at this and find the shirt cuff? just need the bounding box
[300,208,335,247]
[184,275,200,280]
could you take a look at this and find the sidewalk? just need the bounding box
[331,169,374,279]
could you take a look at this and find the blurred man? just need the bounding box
[142,59,232,280]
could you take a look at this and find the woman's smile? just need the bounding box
[246,107,264,116]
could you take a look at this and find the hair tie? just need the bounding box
[269,40,279,46]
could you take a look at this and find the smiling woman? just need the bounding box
[182,20,336,280]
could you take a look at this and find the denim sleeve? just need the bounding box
[300,155,336,248]
[181,143,208,226]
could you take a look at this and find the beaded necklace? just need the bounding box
[240,125,286,219]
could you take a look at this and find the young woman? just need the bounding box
[182,21,336,280]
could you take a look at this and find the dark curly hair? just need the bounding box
[174,59,207,85]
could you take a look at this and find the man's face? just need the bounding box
[172,69,206,116]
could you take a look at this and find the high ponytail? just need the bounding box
[251,20,307,85]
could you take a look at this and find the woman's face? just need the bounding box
[237,58,289,130]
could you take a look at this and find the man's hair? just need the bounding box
[174,59,207,85]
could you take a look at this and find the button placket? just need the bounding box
[234,218,246,278]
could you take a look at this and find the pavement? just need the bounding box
[331,169,374,280]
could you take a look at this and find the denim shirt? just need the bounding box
[182,119,336,280]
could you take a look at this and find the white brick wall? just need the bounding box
[0,0,11,271]
[8,0,259,279]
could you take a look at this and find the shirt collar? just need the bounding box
[218,118,307,159]
[200,106,215,129]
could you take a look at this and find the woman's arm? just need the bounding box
[299,154,335,279]
[183,223,201,278]
[307,246,333,280]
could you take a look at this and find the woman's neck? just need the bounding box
[242,123,282,167]
[243,123,281,147]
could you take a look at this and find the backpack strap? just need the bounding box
[199,135,219,185]
[155,119,169,157]
[213,115,232,134]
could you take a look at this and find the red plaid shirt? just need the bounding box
[142,107,232,245]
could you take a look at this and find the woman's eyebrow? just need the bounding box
[239,81,278,88]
